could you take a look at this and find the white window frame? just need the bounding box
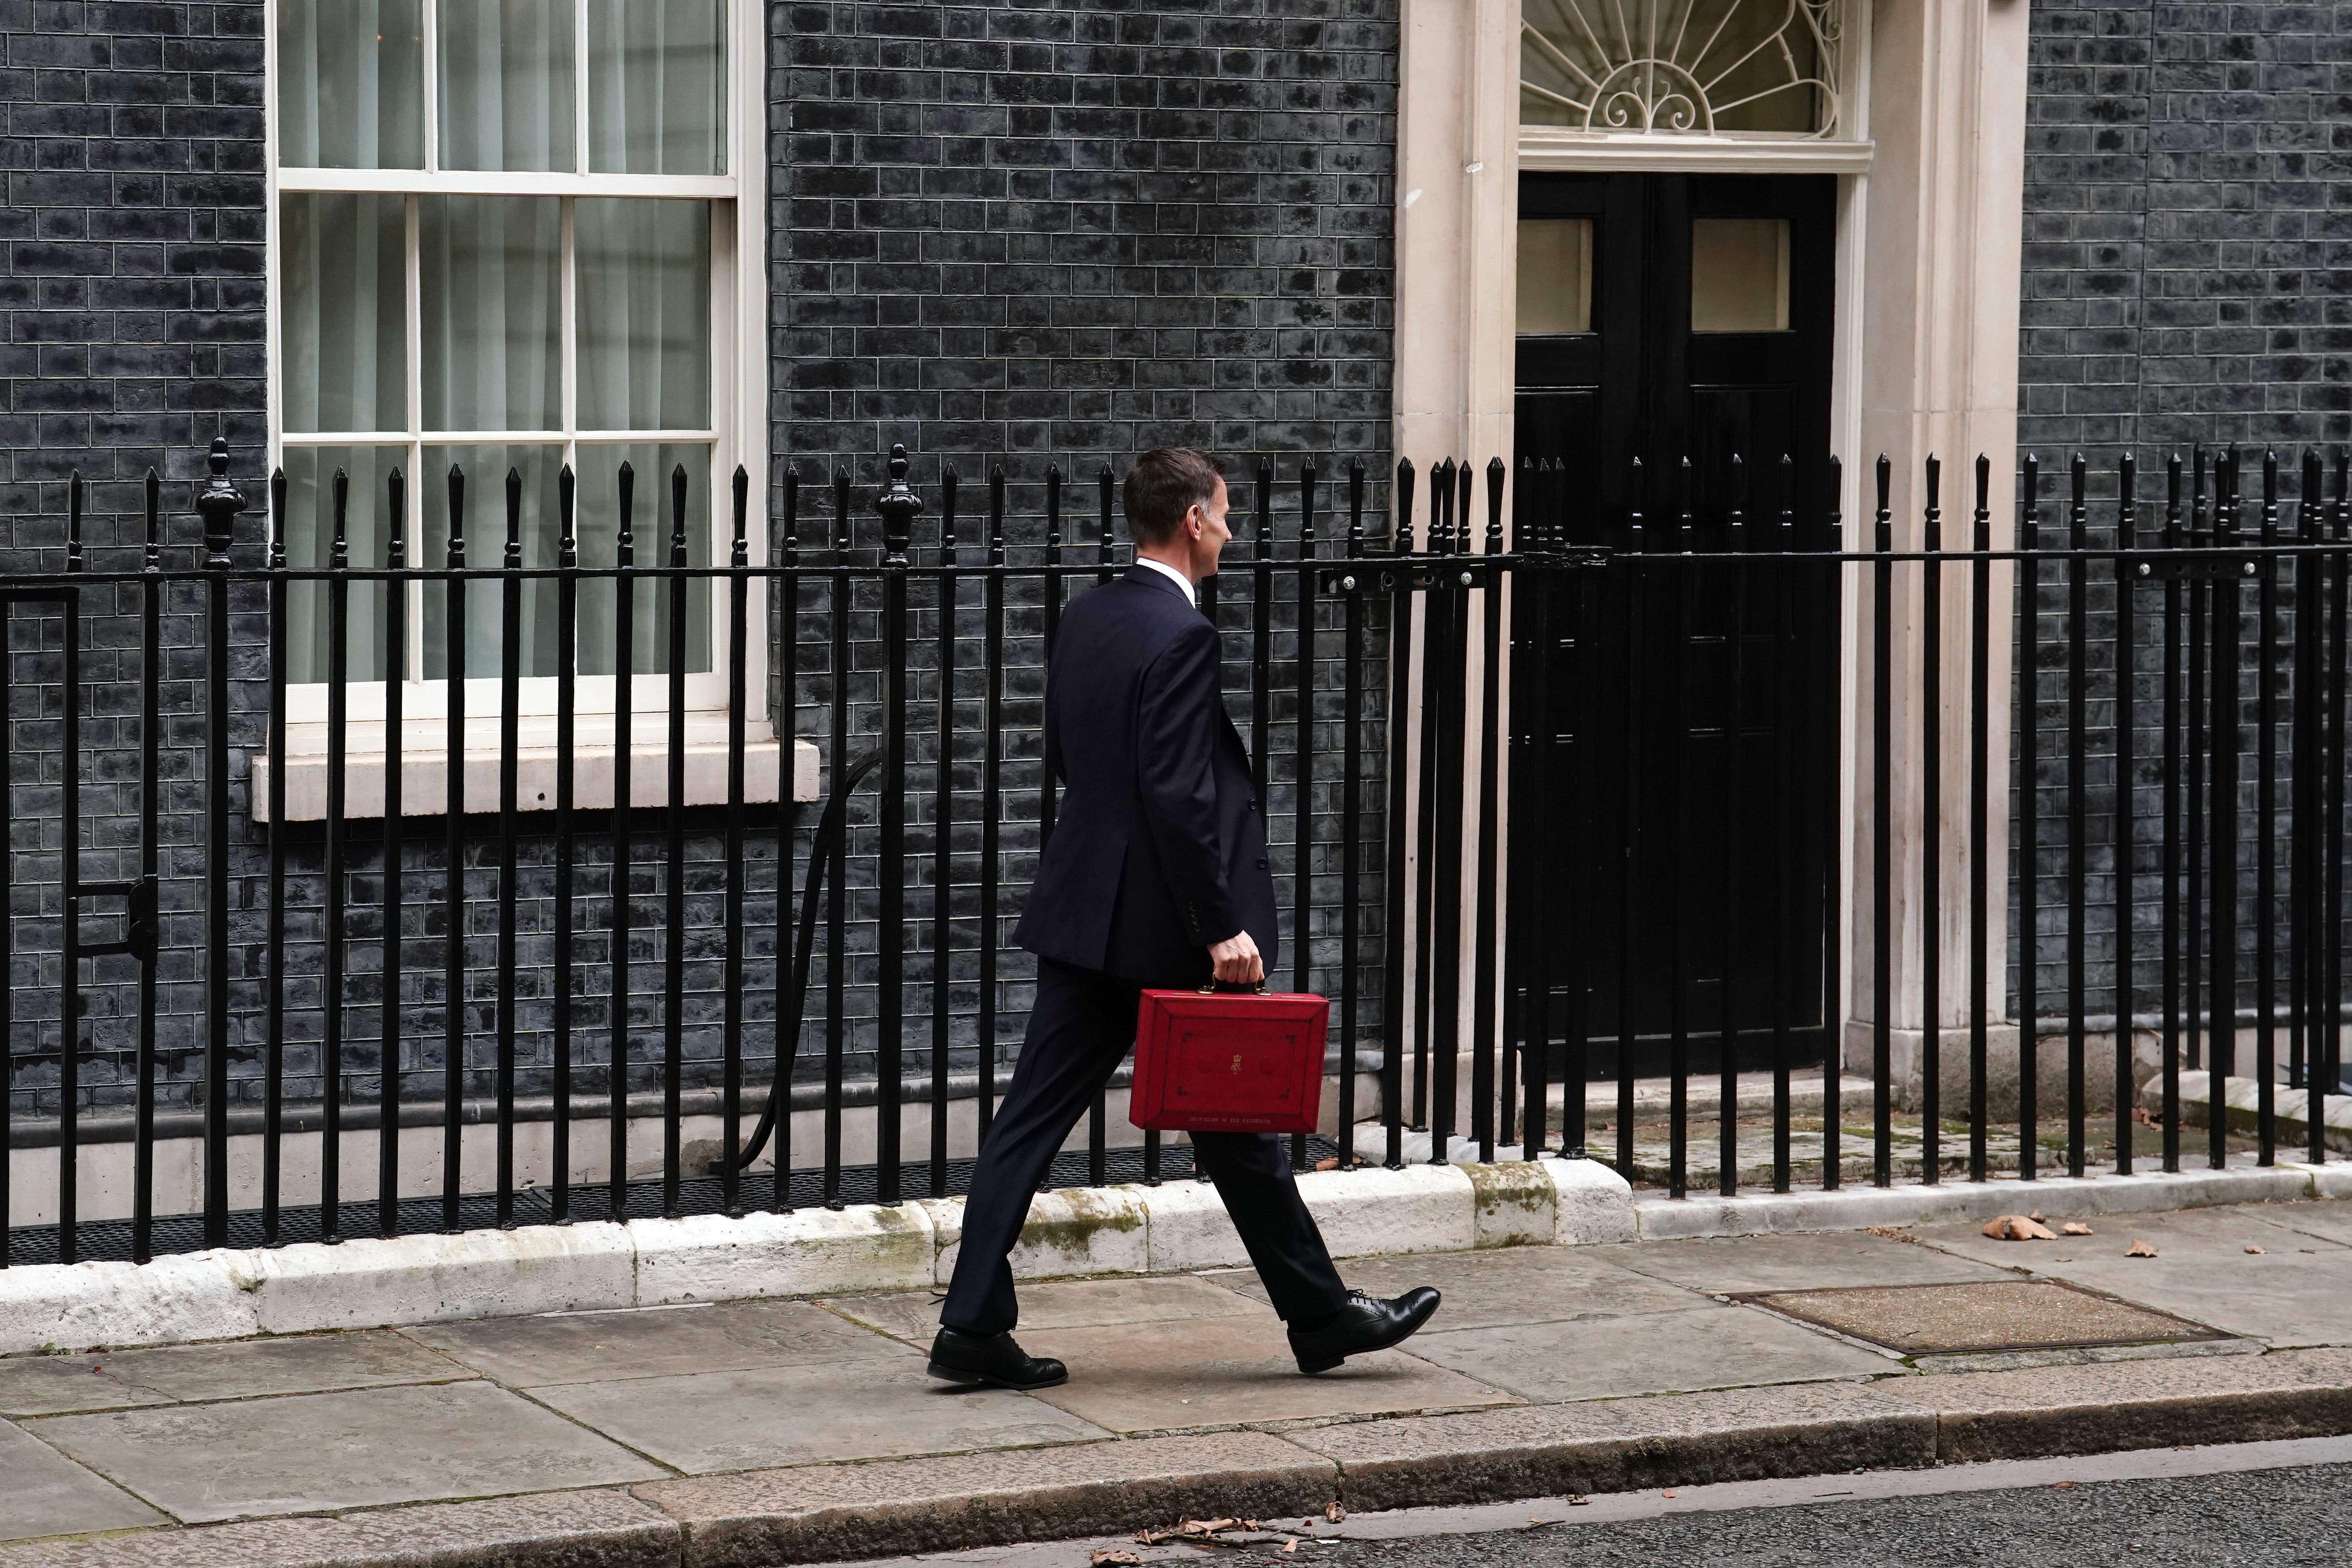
[261,0,770,748]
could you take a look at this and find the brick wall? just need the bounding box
[0,0,267,542]
[1,0,1405,1147]
[2,0,271,1120]
[769,0,1398,487]
[767,0,1404,1089]
[2016,0,2347,1026]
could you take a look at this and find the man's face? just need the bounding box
[1187,477,1231,577]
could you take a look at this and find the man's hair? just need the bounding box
[1122,448,1223,545]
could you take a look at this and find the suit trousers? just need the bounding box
[940,956,1351,1336]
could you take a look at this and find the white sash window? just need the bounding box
[263,1,777,817]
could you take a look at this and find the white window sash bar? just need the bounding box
[275,168,734,198]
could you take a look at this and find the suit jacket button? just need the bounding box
[1256,857,1268,869]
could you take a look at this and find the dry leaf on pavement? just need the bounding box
[1325,1502,1347,1523]
[2126,1239,2159,1257]
[1313,1158,1340,1171]
[2061,1222,2094,1235]
[1283,1539,1301,1554]
[2247,1244,2268,1254]
[2028,1210,2046,1222]
[1093,1553,1142,1566]
[1983,1214,2060,1241]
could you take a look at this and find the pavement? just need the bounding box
[3,1197,2351,1566]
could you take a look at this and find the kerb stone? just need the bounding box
[634,1206,935,1305]
[244,1224,636,1333]
[633,1431,1336,1566]
[0,1255,257,1357]
[1926,1346,2352,1462]
[0,1489,675,1568]
[1139,1179,1255,1273]
[1299,1164,1477,1259]
[1285,1381,1935,1511]
[1537,1155,1637,1244]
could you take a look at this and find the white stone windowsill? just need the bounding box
[253,714,820,822]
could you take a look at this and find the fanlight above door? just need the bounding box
[1521,0,1842,137]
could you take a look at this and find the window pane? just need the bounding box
[277,0,425,168]
[419,446,568,678]
[282,447,405,684]
[586,0,726,174]
[419,196,561,432]
[437,0,577,173]
[573,444,713,677]
[1516,218,1593,335]
[281,195,407,434]
[576,199,712,431]
[1691,219,1789,332]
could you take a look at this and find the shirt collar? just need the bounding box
[1134,555,1197,606]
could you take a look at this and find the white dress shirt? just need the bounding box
[1134,554,1198,606]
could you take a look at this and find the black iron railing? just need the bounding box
[1,440,2347,1269]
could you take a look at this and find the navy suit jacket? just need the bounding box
[1011,564,1278,985]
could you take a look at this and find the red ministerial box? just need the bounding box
[1130,987,1330,1135]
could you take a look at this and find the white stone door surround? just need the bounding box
[1390,0,2033,1071]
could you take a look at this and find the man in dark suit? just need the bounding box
[928,448,1441,1392]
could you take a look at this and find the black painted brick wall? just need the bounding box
[0,1,267,525]
[2,0,273,1115]
[2017,0,2350,1025]
[768,0,1398,481]
[765,0,1404,1093]
[2,0,1404,1133]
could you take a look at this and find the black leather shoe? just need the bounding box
[926,1327,1068,1391]
[1288,1287,1442,1375]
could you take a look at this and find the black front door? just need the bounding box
[1515,171,1838,1078]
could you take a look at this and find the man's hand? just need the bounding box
[1208,929,1264,986]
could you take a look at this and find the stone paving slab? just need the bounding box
[1913,1204,2352,1348]
[0,1420,165,1544]
[1746,1280,2225,1355]
[0,1332,471,1420]
[1598,1229,2018,1294]
[1283,1380,1938,1510]
[821,1274,1258,1345]
[23,1381,665,1524]
[630,1430,1337,1568]
[2262,1199,2352,1248]
[1016,1312,1519,1433]
[1918,1345,2352,1461]
[408,1298,904,1386]
[0,1356,176,1420]
[1213,1243,1711,1330]
[0,1490,675,1567]
[1403,1301,1894,1402]
[529,1358,1114,1474]
[84,1332,470,1405]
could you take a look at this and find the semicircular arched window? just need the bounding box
[1521,0,1843,138]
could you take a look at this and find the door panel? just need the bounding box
[1515,171,1837,1076]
